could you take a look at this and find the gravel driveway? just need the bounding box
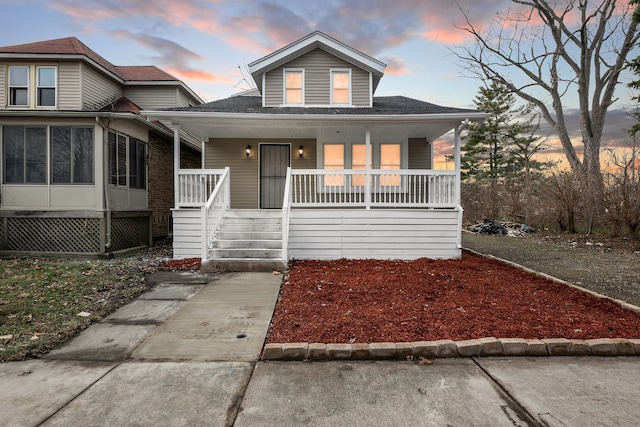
[462,232,640,307]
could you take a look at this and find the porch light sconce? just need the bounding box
[298,145,304,158]
[245,145,252,158]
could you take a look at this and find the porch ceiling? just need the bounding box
[147,112,486,142]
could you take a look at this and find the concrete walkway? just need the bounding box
[2,271,640,427]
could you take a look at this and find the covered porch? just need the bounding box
[147,107,486,270]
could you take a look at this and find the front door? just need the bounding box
[259,144,290,209]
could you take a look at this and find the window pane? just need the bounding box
[9,66,28,86]
[323,144,344,186]
[352,144,371,186]
[37,88,55,107]
[137,142,146,190]
[380,144,401,186]
[108,132,117,185]
[332,71,350,104]
[117,135,127,186]
[51,128,72,183]
[3,127,25,183]
[285,71,302,104]
[25,128,46,183]
[129,139,138,189]
[10,88,28,106]
[72,128,93,183]
[38,68,56,86]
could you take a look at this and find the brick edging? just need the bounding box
[262,338,640,361]
[262,248,640,361]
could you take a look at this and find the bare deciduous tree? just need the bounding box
[454,0,640,220]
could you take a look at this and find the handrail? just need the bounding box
[201,167,230,261]
[281,167,292,265]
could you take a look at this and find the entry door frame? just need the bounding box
[258,143,291,209]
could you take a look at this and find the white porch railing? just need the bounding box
[177,169,226,207]
[282,167,292,264]
[201,167,230,260]
[288,169,458,208]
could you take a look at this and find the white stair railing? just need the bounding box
[201,167,230,261]
[177,169,225,207]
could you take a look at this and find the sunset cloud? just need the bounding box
[165,67,235,84]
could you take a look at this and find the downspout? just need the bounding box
[97,117,112,252]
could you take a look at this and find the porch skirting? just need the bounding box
[288,209,461,260]
[0,210,152,256]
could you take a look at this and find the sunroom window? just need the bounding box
[8,66,29,107]
[284,69,303,105]
[51,127,94,184]
[108,131,147,189]
[3,126,46,183]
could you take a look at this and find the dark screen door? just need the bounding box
[260,144,290,209]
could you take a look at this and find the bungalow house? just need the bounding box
[0,37,203,256]
[147,32,488,272]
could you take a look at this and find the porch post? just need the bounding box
[365,126,371,209]
[173,124,181,208]
[454,124,462,205]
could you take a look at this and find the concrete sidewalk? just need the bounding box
[2,271,640,427]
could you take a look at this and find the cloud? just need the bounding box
[381,56,411,76]
[165,67,235,84]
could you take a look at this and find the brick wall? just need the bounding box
[148,133,201,239]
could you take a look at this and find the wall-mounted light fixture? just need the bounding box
[245,145,252,158]
[298,145,304,158]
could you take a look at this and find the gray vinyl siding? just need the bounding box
[123,86,181,109]
[82,64,122,110]
[57,62,81,110]
[408,138,432,170]
[0,64,5,110]
[205,138,316,209]
[263,48,371,107]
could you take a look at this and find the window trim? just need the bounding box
[282,68,304,106]
[330,68,352,106]
[8,66,29,107]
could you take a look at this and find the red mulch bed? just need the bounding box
[266,251,640,344]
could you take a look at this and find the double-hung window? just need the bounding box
[37,67,56,107]
[3,126,46,183]
[323,144,345,186]
[8,66,29,107]
[380,144,401,186]
[129,138,147,190]
[51,127,94,184]
[284,69,303,105]
[331,69,351,105]
[351,144,371,186]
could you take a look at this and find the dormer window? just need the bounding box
[9,66,29,106]
[331,69,351,105]
[283,69,304,105]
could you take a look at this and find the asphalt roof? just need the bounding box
[166,95,479,115]
[0,37,178,82]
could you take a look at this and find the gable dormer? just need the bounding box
[248,32,386,108]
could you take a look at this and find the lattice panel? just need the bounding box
[7,217,102,253]
[110,216,149,252]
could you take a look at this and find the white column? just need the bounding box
[454,124,462,205]
[173,124,181,208]
[365,126,371,209]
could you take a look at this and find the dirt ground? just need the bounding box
[462,231,640,307]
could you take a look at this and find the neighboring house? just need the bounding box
[147,31,488,271]
[0,37,203,256]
